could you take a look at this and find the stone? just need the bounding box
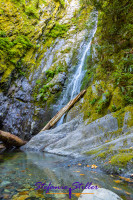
[0,181,11,187]
[21,115,82,152]
[22,114,118,155]
[29,191,36,197]
[48,72,67,86]
[4,189,10,193]
[78,188,123,200]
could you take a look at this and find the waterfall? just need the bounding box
[56,12,98,125]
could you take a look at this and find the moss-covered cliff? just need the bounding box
[0,0,95,138]
[79,0,133,123]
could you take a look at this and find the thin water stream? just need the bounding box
[56,12,97,125]
[0,151,132,200]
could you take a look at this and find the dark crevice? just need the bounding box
[15,98,29,103]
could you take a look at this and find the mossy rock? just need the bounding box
[110,153,133,167]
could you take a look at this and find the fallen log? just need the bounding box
[41,89,86,132]
[0,90,86,147]
[0,130,27,148]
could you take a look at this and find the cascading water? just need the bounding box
[56,12,98,125]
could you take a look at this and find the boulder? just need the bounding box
[78,188,123,200]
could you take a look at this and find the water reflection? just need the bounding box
[0,151,132,200]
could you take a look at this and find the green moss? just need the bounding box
[119,149,133,153]
[58,0,65,7]
[85,149,100,155]
[110,153,133,167]
[96,92,111,114]
[46,23,70,38]
[125,106,133,128]
[25,5,39,19]
[85,146,107,155]
[98,152,107,158]
[45,70,55,78]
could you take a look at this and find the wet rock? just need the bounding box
[51,85,61,93]
[0,181,11,187]
[0,91,53,140]
[4,189,10,193]
[78,188,123,200]
[122,111,132,133]
[22,113,118,155]
[29,191,36,197]
[21,115,83,151]
[12,194,29,200]
[48,72,67,86]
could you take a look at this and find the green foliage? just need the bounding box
[88,112,91,117]
[0,35,33,60]
[13,35,33,49]
[0,37,13,51]
[56,65,64,73]
[0,31,6,37]
[40,85,49,93]
[45,70,55,78]
[112,104,117,112]
[90,98,97,105]
[36,79,41,85]
[88,0,133,110]
[47,23,70,38]
[58,0,65,7]
[96,92,111,114]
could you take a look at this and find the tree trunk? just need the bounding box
[0,130,27,148]
[41,89,86,132]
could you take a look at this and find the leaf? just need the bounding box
[80,174,85,176]
[124,178,132,182]
[119,176,133,182]
[124,191,131,195]
[91,164,98,169]
[73,171,80,173]
[114,180,121,183]
[78,163,81,166]
[113,187,122,191]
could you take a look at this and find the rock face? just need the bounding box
[78,188,123,200]
[22,110,133,173]
[21,115,83,152]
[21,113,118,155]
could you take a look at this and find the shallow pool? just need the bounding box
[0,151,132,200]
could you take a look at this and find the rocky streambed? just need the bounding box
[22,110,133,176]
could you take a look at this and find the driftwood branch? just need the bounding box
[0,130,26,148]
[41,89,86,131]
